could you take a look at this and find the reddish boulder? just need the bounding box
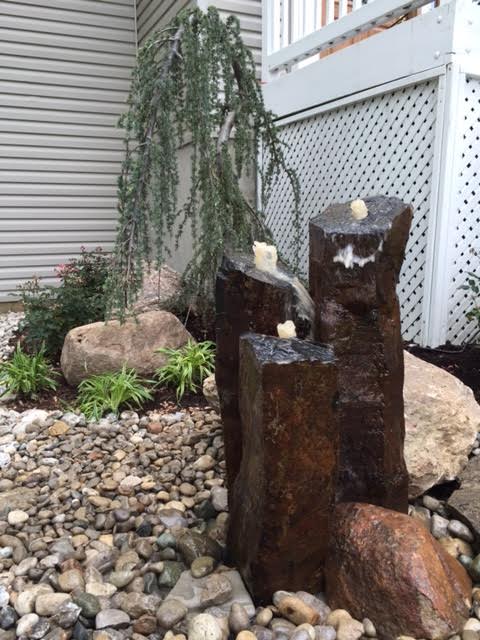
[326,503,471,640]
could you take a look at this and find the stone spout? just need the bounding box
[309,195,412,512]
[215,253,313,493]
[228,333,338,602]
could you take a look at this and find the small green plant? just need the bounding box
[18,247,111,358]
[461,270,480,331]
[0,344,58,398]
[156,340,215,400]
[77,365,154,420]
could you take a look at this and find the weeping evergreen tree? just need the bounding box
[109,6,300,316]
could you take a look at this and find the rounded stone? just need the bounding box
[95,608,131,630]
[157,599,188,629]
[157,532,177,550]
[191,556,216,579]
[58,569,85,592]
[314,626,337,640]
[464,619,480,632]
[0,605,17,630]
[7,510,29,526]
[188,613,224,640]
[16,613,40,637]
[256,608,273,627]
[35,593,71,617]
[449,520,474,543]
[200,574,233,607]
[279,597,320,626]
[362,618,376,637]
[295,624,316,640]
[336,619,364,640]
[229,603,250,634]
[193,455,216,472]
[73,592,101,619]
[251,625,274,640]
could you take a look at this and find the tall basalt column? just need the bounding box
[309,195,412,512]
[229,333,338,603]
[215,254,313,493]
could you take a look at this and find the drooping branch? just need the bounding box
[108,7,301,318]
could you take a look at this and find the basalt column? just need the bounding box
[309,195,412,512]
[215,254,313,493]
[229,333,338,603]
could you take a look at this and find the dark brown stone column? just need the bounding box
[215,254,313,494]
[309,195,412,512]
[229,333,338,603]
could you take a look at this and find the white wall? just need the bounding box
[0,0,136,302]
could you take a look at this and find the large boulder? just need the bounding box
[61,310,192,386]
[131,264,182,314]
[404,351,480,498]
[326,503,471,640]
[448,455,480,542]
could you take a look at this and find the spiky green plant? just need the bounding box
[0,344,58,398]
[156,340,215,400]
[108,6,300,317]
[77,365,154,420]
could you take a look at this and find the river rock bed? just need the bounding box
[0,404,477,640]
[1,313,480,640]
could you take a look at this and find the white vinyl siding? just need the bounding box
[0,0,136,301]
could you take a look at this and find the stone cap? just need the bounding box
[311,195,411,236]
[219,253,294,289]
[240,332,335,365]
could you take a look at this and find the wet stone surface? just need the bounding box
[215,253,313,495]
[229,334,338,602]
[309,195,412,512]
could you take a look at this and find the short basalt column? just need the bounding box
[215,253,313,493]
[309,195,412,512]
[229,333,338,603]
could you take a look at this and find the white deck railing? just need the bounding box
[263,0,445,78]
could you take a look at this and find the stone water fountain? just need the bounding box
[215,195,412,602]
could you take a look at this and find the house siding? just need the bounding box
[0,0,136,302]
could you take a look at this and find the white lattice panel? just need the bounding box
[264,79,438,342]
[446,75,480,344]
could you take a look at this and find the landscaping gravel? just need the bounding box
[0,311,479,640]
[0,312,23,362]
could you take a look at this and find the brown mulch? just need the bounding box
[5,368,207,414]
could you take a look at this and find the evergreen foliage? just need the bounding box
[109,6,300,315]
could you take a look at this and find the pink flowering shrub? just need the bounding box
[18,248,111,359]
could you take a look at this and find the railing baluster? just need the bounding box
[326,0,336,23]
[339,0,349,18]
[267,0,438,73]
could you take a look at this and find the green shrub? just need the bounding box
[18,247,111,358]
[156,340,215,400]
[77,365,154,420]
[0,344,58,398]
